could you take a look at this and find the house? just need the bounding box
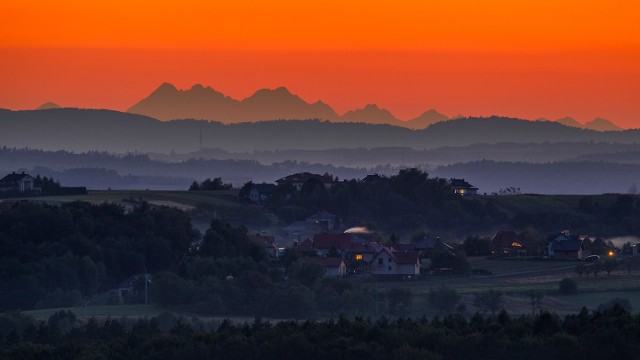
[313,233,363,256]
[113,273,151,303]
[295,238,315,255]
[276,172,334,191]
[350,242,384,263]
[393,243,417,251]
[448,178,478,196]
[282,221,320,242]
[415,235,453,257]
[370,247,421,279]
[491,230,527,256]
[249,183,277,204]
[306,210,338,232]
[0,172,39,194]
[360,174,383,184]
[302,257,347,276]
[547,231,588,260]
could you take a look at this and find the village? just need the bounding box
[239,172,625,280]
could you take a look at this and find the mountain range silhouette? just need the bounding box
[127,83,450,129]
[126,83,624,131]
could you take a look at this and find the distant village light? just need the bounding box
[609,250,615,257]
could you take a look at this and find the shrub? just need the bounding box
[558,278,578,295]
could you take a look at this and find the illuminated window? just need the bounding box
[355,254,363,261]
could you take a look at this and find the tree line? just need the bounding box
[1,305,639,359]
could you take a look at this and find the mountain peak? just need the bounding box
[555,116,582,128]
[342,104,399,125]
[152,82,178,95]
[584,117,622,131]
[36,102,61,110]
[404,109,449,129]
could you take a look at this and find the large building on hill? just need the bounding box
[448,178,478,196]
[0,172,38,194]
[276,172,335,191]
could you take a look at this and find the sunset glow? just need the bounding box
[1,0,639,126]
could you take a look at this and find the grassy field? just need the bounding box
[24,304,170,319]
[11,189,242,209]
[375,257,640,316]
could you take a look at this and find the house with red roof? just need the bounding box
[371,247,421,279]
[313,233,363,256]
[295,238,315,255]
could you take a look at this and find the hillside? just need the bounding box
[2,109,639,154]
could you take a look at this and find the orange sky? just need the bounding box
[1,1,639,127]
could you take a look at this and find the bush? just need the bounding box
[558,278,578,295]
[597,297,632,313]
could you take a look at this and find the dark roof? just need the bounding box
[306,210,336,221]
[393,243,417,251]
[448,178,478,189]
[491,231,525,250]
[415,235,452,251]
[313,233,359,250]
[393,250,420,264]
[302,257,345,268]
[0,172,33,185]
[548,233,580,242]
[253,183,277,193]
[375,247,420,265]
[276,172,333,184]
[296,238,314,253]
[249,233,276,248]
[360,174,383,184]
[350,242,383,253]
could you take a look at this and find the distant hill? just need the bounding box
[554,116,623,131]
[2,109,639,153]
[584,118,622,131]
[340,104,400,126]
[405,109,449,129]
[36,102,61,110]
[556,116,582,128]
[433,160,640,194]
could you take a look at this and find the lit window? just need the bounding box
[355,254,363,261]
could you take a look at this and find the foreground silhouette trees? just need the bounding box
[2,306,639,360]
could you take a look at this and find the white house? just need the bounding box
[371,247,420,278]
[0,172,36,193]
